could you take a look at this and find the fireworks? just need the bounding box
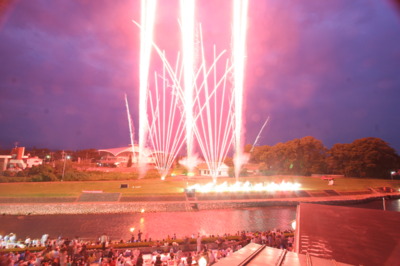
[137,1,250,181]
[187,181,302,193]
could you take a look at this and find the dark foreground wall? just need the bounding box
[296,203,400,265]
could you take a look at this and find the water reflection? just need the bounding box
[0,199,398,241]
[0,206,296,241]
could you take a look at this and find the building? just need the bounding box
[97,145,158,167]
[0,147,43,171]
[242,163,260,176]
[26,157,44,168]
[197,162,230,177]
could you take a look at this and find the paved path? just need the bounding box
[0,190,398,215]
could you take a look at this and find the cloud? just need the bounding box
[0,0,399,153]
[244,0,400,150]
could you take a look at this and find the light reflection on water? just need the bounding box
[0,199,398,242]
[0,206,296,241]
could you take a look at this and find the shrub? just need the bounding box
[0,175,28,182]
[3,170,16,177]
[62,171,90,181]
[144,169,161,179]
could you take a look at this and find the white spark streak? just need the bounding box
[181,0,196,172]
[250,116,270,153]
[233,0,249,180]
[125,94,136,164]
[138,0,157,176]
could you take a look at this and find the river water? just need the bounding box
[0,199,398,241]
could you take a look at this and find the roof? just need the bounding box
[98,146,139,157]
[197,162,229,170]
[214,243,351,266]
[243,163,260,170]
[214,243,264,266]
[98,146,164,157]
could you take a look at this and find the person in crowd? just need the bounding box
[186,252,193,265]
[197,234,202,253]
[138,230,143,242]
[100,233,109,251]
[0,229,294,265]
[136,252,144,266]
[154,254,162,265]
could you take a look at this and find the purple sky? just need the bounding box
[0,0,400,153]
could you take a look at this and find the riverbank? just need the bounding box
[0,191,399,215]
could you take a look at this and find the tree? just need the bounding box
[224,157,234,167]
[293,136,327,175]
[26,147,51,158]
[243,144,253,153]
[249,145,272,163]
[326,143,351,175]
[248,137,327,175]
[327,137,400,178]
[73,149,101,163]
[127,155,133,167]
[0,148,11,155]
[25,164,58,181]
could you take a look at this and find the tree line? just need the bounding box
[245,136,400,178]
[0,148,102,163]
[1,136,399,179]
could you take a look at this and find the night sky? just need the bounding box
[1,0,400,153]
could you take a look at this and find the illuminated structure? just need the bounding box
[197,162,229,177]
[0,147,43,171]
[98,145,158,167]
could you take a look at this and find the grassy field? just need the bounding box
[0,176,399,198]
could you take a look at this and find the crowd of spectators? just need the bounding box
[0,229,294,265]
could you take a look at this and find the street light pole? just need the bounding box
[62,153,70,181]
[62,156,66,181]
